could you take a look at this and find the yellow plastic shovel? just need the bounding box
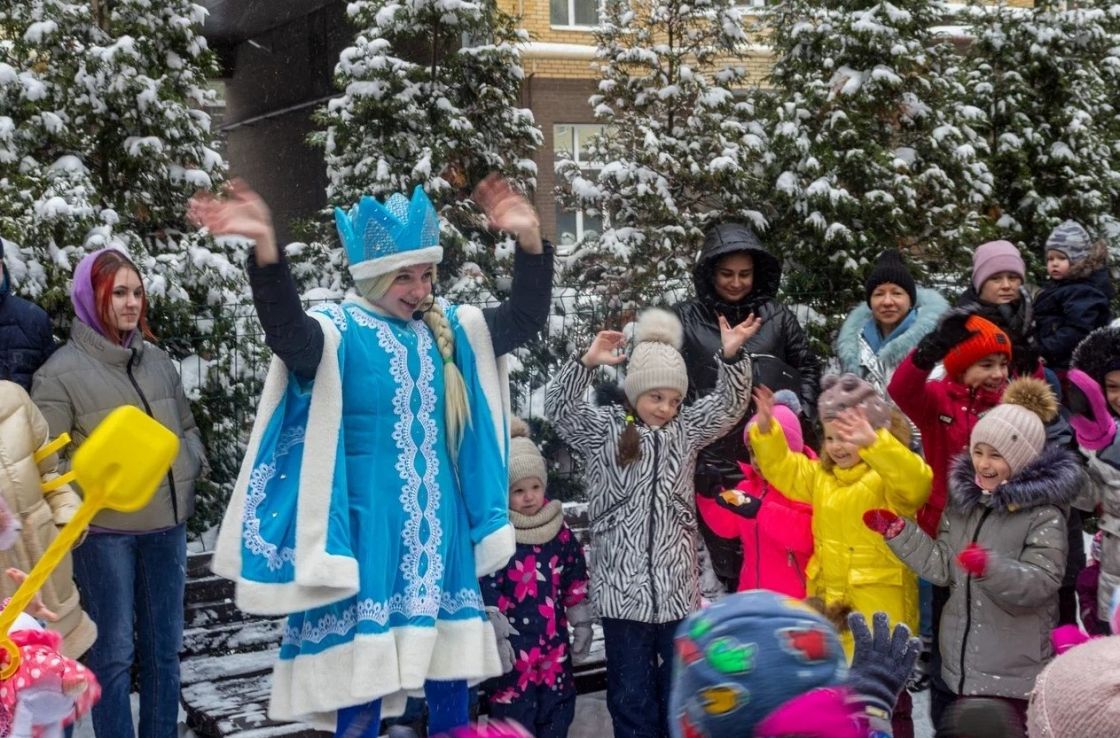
[0,405,179,678]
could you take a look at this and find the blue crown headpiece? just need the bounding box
[334,186,443,281]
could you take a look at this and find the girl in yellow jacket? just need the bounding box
[749,374,932,654]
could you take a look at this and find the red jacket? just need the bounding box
[888,353,1004,535]
[696,459,814,597]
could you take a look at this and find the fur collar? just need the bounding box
[1066,239,1110,281]
[948,445,1082,514]
[510,499,564,545]
[835,287,949,374]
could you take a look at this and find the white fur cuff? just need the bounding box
[474,523,515,577]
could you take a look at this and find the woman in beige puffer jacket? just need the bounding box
[0,379,95,658]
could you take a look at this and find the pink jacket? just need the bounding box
[696,458,814,597]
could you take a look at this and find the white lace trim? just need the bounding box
[310,303,348,333]
[347,305,445,605]
[281,588,486,646]
[242,425,306,571]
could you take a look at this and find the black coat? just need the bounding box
[0,241,55,391]
[1034,264,1113,370]
[672,224,821,489]
[956,285,1041,378]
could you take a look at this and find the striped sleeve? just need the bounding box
[545,356,614,455]
[680,352,753,449]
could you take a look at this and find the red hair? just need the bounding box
[89,251,156,345]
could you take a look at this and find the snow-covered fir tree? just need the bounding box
[963,0,1120,263]
[0,0,264,532]
[310,0,542,302]
[758,0,994,321]
[554,0,765,304]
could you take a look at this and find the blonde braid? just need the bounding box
[422,299,471,457]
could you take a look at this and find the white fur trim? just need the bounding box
[212,314,359,614]
[269,617,502,731]
[453,304,510,458]
[474,523,516,577]
[348,246,444,282]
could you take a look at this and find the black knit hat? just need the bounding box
[864,250,917,307]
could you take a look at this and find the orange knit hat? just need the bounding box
[942,315,1012,381]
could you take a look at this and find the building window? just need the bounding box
[554,123,606,250]
[551,0,599,28]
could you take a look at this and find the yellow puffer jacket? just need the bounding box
[749,423,932,658]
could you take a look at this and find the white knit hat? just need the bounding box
[623,308,689,406]
[508,417,546,490]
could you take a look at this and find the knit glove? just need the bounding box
[485,606,519,674]
[1066,369,1118,451]
[566,601,594,664]
[862,509,904,540]
[956,543,989,577]
[846,611,920,717]
[912,309,975,370]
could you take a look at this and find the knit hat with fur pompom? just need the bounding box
[970,377,1058,477]
[508,417,546,491]
[624,308,689,406]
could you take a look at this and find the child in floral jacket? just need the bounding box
[480,418,590,738]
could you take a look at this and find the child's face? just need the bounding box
[822,420,861,469]
[509,477,545,516]
[972,442,1011,491]
[1106,370,1120,417]
[635,388,683,428]
[1046,250,1071,280]
[961,353,1009,392]
[978,271,1023,304]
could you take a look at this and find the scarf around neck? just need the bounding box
[509,499,564,545]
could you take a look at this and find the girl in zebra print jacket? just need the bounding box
[545,308,757,738]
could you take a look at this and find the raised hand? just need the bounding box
[581,330,627,369]
[847,611,921,714]
[718,312,762,359]
[473,174,543,254]
[832,407,877,448]
[6,568,58,622]
[751,385,775,433]
[188,179,279,266]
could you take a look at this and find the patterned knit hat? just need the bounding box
[970,378,1058,477]
[669,590,848,738]
[624,309,689,406]
[971,240,1025,291]
[817,373,891,430]
[1045,220,1093,264]
[508,417,546,490]
[942,315,1012,382]
[864,250,917,308]
[1027,636,1120,737]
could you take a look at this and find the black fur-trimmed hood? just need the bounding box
[1072,325,1120,386]
[949,445,1083,514]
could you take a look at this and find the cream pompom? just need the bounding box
[633,308,684,350]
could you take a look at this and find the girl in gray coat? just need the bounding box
[863,377,1081,732]
[32,247,206,738]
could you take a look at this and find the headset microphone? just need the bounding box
[412,310,424,321]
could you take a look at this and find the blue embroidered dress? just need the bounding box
[214,299,513,730]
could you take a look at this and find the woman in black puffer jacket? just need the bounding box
[672,222,821,590]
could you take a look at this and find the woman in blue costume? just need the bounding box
[190,176,554,737]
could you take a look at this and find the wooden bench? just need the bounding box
[181,506,604,737]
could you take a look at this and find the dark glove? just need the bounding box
[1066,369,1117,451]
[913,309,975,370]
[715,489,763,518]
[846,611,921,716]
[694,465,726,499]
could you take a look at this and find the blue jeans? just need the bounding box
[601,617,681,738]
[72,525,186,738]
[336,680,468,738]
